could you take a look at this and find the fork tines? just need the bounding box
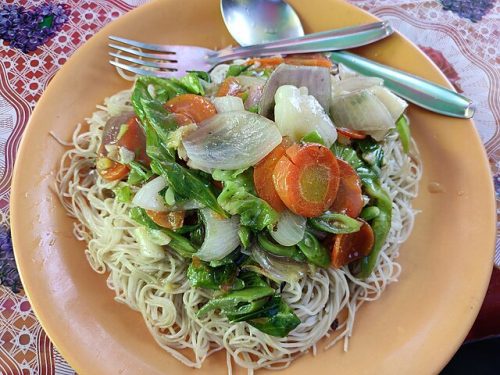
[108,35,180,78]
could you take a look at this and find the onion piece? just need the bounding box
[247,244,307,283]
[195,208,241,261]
[330,89,395,136]
[269,210,306,246]
[259,64,331,117]
[369,85,408,121]
[212,96,245,113]
[274,85,337,147]
[132,176,168,212]
[183,111,282,170]
[338,63,359,79]
[331,76,383,97]
[237,76,266,110]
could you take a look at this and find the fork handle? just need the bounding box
[213,22,393,62]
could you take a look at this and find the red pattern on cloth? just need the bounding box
[0,0,498,372]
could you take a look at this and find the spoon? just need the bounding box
[221,0,304,46]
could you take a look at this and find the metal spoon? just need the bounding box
[221,0,304,46]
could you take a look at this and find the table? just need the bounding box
[0,0,498,373]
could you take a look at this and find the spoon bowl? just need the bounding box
[221,0,304,46]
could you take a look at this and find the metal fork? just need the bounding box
[109,21,393,78]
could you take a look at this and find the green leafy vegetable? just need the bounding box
[257,234,306,262]
[226,64,249,77]
[187,259,243,291]
[127,160,152,185]
[129,207,197,258]
[241,296,301,337]
[197,286,275,317]
[114,183,132,203]
[238,226,251,248]
[396,115,411,154]
[309,213,362,234]
[187,70,211,83]
[247,105,259,113]
[297,231,330,268]
[213,169,278,231]
[357,138,384,169]
[179,72,205,95]
[301,130,325,145]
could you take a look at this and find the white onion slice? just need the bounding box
[248,244,307,283]
[183,112,282,170]
[274,85,337,147]
[369,85,408,121]
[260,64,332,117]
[330,89,394,133]
[212,96,245,113]
[132,176,168,212]
[331,76,383,97]
[269,210,306,246]
[195,208,241,261]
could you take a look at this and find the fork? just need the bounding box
[109,21,393,78]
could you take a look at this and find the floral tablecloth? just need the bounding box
[0,0,498,373]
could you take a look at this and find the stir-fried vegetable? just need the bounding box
[274,85,337,147]
[213,169,278,231]
[195,208,240,261]
[253,141,288,212]
[183,111,282,170]
[187,257,244,291]
[98,55,415,338]
[332,143,392,278]
[248,245,308,283]
[330,219,374,268]
[273,143,340,217]
[269,209,306,246]
[297,231,330,268]
[396,115,411,154]
[164,93,216,125]
[259,64,332,117]
[330,159,363,218]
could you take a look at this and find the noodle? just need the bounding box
[55,88,422,372]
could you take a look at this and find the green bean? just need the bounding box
[360,206,380,221]
[309,213,361,234]
[297,231,330,268]
[257,234,306,262]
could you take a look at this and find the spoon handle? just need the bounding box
[215,22,393,61]
[330,51,474,118]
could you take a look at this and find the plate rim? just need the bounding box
[10,0,496,374]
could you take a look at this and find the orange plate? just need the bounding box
[10,0,495,374]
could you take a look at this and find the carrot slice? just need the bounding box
[118,116,150,166]
[146,210,185,230]
[253,141,290,212]
[164,94,216,125]
[284,53,333,68]
[245,54,333,68]
[96,157,130,181]
[330,159,363,218]
[330,219,374,268]
[273,143,340,217]
[245,56,285,67]
[216,77,245,97]
[336,127,367,140]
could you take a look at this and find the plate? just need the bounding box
[11,0,495,374]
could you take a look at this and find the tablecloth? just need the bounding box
[0,0,498,373]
